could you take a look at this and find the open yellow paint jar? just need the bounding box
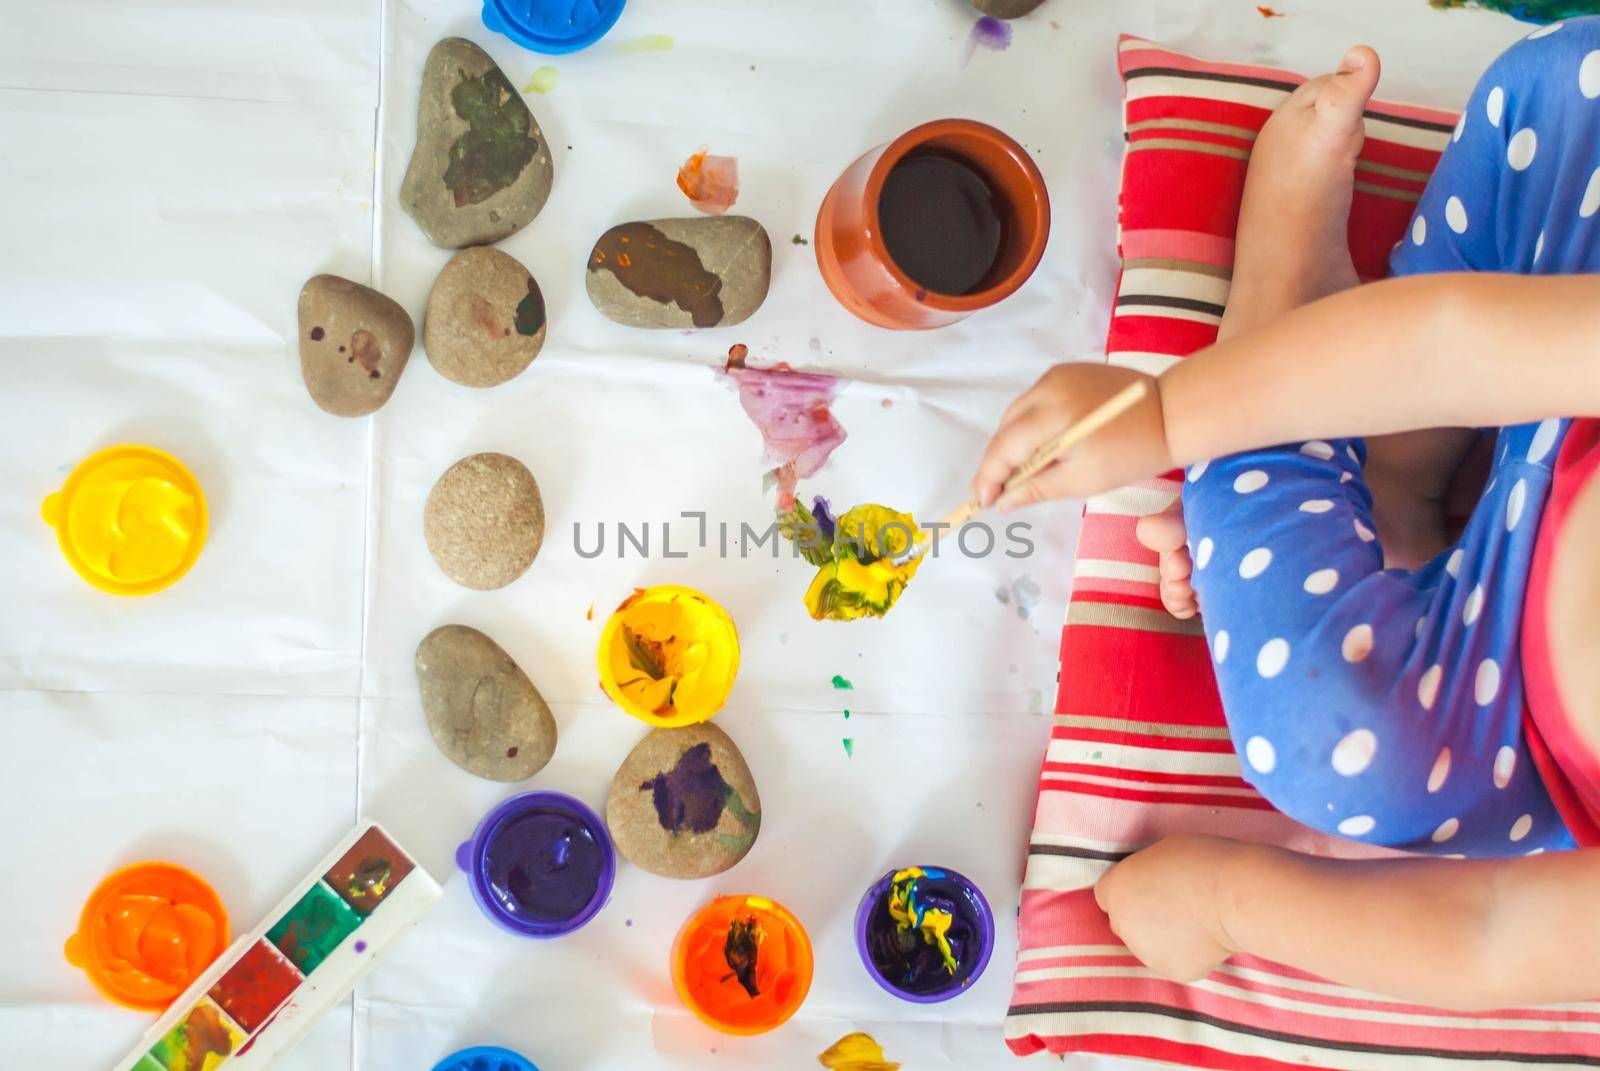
[42,445,208,596]
[597,585,740,727]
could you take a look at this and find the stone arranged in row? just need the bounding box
[425,246,546,387]
[586,216,771,329]
[607,722,761,879]
[401,37,554,249]
[297,275,415,417]
[416,624,557,782]
[423,452,544,590]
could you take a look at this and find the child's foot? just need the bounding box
[1220,46,1381,338]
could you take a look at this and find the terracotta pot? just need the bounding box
[815,118,1050,330]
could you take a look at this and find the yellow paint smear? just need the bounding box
[818,1033,900,1071]
[522,66,560,94]
[615,32,674,53]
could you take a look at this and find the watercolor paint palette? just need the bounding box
[112,821,440,1071]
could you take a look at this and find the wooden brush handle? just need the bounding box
[938,379,1150,530]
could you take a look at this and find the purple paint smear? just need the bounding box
[721,362,846,508]
[640,742,730,834]
[962,16,1013,67]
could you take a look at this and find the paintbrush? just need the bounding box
[898,378,1152,563]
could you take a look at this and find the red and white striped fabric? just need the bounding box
[1005,37,1600,1069]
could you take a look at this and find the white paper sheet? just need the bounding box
[0,0,1527,1067]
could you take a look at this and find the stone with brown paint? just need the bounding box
[401,37,555,248]
[297,274,415,417]
[423,247,545,387]
[416,624,556,781]
[585,215,771,329]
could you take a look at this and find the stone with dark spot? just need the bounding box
[423,452,544,590]
[605,722,760,879]
[971,0,1045,16]
[401,37,555,248]
[416,624,557,781]
[297,274,415,417]
[423,247,545,388]
[586,216,770,329]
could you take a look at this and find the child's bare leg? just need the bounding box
[1219,45,1465,570]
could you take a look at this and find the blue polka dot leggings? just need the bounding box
[1184,18,1600,858]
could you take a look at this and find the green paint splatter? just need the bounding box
[843,709,851,719]
[615,33,675,53]
[1091,750,1103,760]
[831,674,853,690]
[842,738,854,757]
[792,234,809,246]
[1428,0,1587,20]
[521,65,560,94]
[513,278,545,336]
[444,66,538,208]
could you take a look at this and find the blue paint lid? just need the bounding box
[481,0,627,54]
[432,1045,540,1071]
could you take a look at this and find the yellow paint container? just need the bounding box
[42,445,207,596]
[597,584,739,726]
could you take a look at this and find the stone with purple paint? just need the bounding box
[970,0,1044,17]
[604,722,760,879]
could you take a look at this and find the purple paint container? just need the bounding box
[854,866,994,1003]
[456,791,615,938]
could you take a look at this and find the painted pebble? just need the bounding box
[400,37,555,248]
[606,722,761,879]
[971,0,1045,16]
[423,452,544,590]
[415,624,557,781]
[586,215,771,329]
[297,275,415,416]
[424,247,546,387]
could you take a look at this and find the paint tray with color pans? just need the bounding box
[110,821,441,1070]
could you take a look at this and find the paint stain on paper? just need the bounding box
[995,575,1043,620]
[678,150,740,215]
[720,361,846,509]
[818,1032,901,1071]
[1257,5,1285,16]
[832,674,854,690]
[792,234,809,245]
[521,66,560,93]
[842,738,855,757]
[616,33,675,53]
[962,16,1013,66]
[783,499,923,621]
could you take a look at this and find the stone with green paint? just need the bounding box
[267,882,362,974]
[401,37,554,248]
[423,246,546,388]
[133,1056,166,1071]
[605,722,760,879]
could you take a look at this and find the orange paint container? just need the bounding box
[65,862,229,1011]
[671,895,812,1035]
[815,118,1050,330]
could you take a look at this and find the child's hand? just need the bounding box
[1094,834,1240,982]
[1135,503,1199,620]
[972,364,1170,510]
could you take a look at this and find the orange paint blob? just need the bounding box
[65,862,229,1011]
[672,895,812,1035]
[677,150,740,215]
[1257,5,1285,15]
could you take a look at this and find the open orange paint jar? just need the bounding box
[671,895,812,1035]
[64,862,229,1011]
[815,118,1050,330]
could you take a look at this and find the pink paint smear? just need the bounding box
[677,150,739,215]
[721,359,846,509]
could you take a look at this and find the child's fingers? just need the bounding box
[1135,503,1188,554]
[973,406,1055,507]
[1159,548,1192,583]
[1161,578,1198,619]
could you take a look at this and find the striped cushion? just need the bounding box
[1005,36,1600,1068]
